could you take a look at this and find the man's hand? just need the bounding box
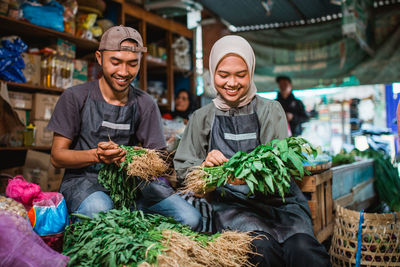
[96,141,126,164]
[201,149,228,167]
[286,112,294,122]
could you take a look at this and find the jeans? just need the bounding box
[136,194,202,232]
[75,191,114,218]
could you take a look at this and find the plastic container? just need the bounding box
[40,232,65,253]
[23,123,35,146]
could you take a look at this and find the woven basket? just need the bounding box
[330,205,400,266]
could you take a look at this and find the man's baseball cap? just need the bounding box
[98,25,147,53]
[276,75,292,83]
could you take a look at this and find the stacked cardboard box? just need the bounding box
[32,93,59,146]
[8,91,32,126]
[23,150,64,192]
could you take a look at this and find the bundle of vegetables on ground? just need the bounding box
[98,145,170,209]
[181,137,318,200]
[63,209,255,267]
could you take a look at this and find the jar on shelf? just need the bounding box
[24,123,36,146]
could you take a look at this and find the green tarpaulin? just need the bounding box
[239,9,400,92]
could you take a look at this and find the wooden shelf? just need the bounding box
[124,2,193,39]
[0,146,51,151]
[0,14,98,54]
[146,56,167,68]
[173,65,192,74]
[157,102,170,108]
[3,81,64,94]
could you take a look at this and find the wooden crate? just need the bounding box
[296,169,334,243]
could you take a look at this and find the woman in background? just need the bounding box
[163,89,195,124]
[162,89,196,152]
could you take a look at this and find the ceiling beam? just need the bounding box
[124,2,193,38]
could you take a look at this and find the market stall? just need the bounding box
[1,0,400,266]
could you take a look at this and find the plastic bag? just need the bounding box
[6,176,69,235]
[0,37,28,82]
[0,210,69,267]
[6,175,42,210]
[162,118,186,152]
[28,192,69,235]
[21,1,65,32]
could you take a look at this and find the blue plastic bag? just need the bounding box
[0,37,27,82]
[22,1,64,32]
[27,193,69,236]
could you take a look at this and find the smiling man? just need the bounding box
[47,26,202,229]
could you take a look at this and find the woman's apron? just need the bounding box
[60,84,139,213]
[209,99,314,243]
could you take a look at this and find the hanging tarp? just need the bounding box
[239,9,400,92]
[341,0,374,55]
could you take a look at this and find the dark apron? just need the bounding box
[209,100,314,243]
[60,84,139,213]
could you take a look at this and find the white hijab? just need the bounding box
[209,35,257,111]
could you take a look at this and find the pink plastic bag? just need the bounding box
[6,175,43,210]
[6,176,69,235]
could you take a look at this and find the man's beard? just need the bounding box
[104,73,131,93]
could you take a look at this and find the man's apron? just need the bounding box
[209,99,314,243]
[60,84,139,213]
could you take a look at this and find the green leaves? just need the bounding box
[98,146,151,209]
[98,163,136,209]
[63,209,221,266]
[198,137,317,201]
[288,149,304,177]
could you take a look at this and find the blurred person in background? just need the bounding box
[162,89,197,152]
[275,76,309,136]
[163,89,196,124]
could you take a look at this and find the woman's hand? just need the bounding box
[201,149,228,167]
[96,141,126,164]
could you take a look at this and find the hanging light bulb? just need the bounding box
[261,0,274,15]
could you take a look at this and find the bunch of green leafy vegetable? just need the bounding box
[331,152,356,166]
[353,149,400,212]
[63,209,219,267]
[185,137,317,200]
[98,145,146,209]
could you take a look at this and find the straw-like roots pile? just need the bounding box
[126,149,169,181]
[179,168,210,195]
[140,230,256,267]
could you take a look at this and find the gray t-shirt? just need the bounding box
[47,80,166,150]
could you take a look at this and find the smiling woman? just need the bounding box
[214,54,250,106]
[174,35,331,267]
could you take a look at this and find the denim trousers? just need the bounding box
[75,191,113,218]
[136,194,202,232]
[75,191,202,232]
